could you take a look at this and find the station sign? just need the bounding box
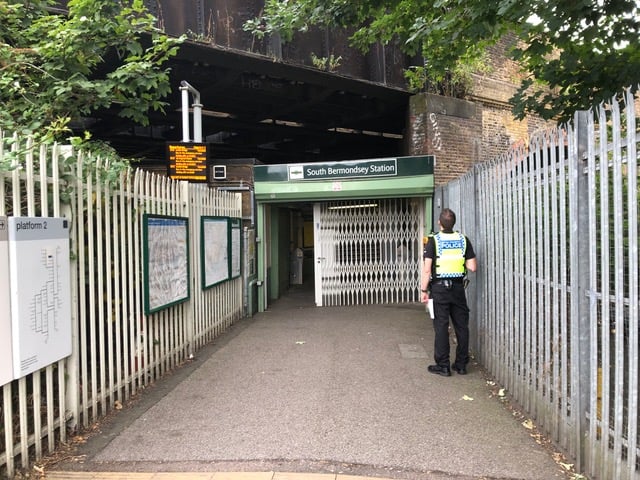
[288,158,397,181]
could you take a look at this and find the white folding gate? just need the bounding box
[313,198,423,306]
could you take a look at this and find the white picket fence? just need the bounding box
[0,133,243,478]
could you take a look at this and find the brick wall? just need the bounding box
[407,94,482,186]
[407,35,554,186]
[209,162,256,228]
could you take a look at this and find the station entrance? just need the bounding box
[253,156,434,311]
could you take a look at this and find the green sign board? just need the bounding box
[253,155,434,183]
[288,158,397,181]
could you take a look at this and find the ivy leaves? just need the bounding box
[0,0,183,141]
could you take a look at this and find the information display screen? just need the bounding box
[167,142,209,182]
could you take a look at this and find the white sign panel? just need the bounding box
[0,216,13,386]
[9,217,72,378]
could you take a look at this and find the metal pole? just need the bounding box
[193,101,203,143]
[180,84,190,142]
[572,110,591,472]
[179,81,202,143]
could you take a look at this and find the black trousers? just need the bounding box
[431,282,470,368]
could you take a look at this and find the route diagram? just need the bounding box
[28,246,64,342]
[9,216,72,378]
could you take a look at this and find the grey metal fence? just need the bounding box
[436,88,639,480]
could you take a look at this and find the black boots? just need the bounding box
[427,364,451,377]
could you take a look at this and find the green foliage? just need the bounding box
[243,0,318,43]
[0,0,184,141]
[509,0,640,122]
[66,135,132,187]
[405,51,492,96]
[244,0,640,123]
[0,131,130,200]
[311,52,342,72]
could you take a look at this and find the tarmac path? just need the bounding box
[46,287,574,480]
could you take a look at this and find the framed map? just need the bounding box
[230,218,242,279]
[143,215,190,314]
[201,216,230,288]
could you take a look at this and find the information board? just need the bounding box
[167,142,209,182]
[0,216,13,385]
[143,215,190,314]
[230,218,241,279]
[201,216,229,288]
[8,217,72,379]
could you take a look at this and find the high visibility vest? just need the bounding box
[433,232,466,278]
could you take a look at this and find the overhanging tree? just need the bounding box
[244,0,640,123]
[0,0,183,141]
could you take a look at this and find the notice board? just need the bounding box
[201,216,229,288]
[230,218,241,279]
[8,217,72,379]
[167,142,209,182]
[143,214,190,314]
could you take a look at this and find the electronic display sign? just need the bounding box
[167,142,209,182]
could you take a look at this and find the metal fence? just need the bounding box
[0,133,243,478]
[436,88,639,480]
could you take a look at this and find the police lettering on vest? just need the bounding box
[434,232,466,278]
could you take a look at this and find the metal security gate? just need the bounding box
[313,198,423,306]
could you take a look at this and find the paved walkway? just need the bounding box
[46,286,573,480]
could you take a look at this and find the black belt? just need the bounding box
[433,279,464,290]
[433,278,464,285]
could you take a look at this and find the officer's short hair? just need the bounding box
[439,208,456,230]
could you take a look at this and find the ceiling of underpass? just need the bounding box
[89,41,412,167]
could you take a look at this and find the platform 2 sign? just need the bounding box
[167,142,209,182]
[9,217,72,379]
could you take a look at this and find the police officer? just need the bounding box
[421,208,477,376]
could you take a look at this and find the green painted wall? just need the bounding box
[268,207,291,301]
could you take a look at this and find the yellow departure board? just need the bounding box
[167,143,209,182]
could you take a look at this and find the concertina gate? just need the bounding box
[315,197,423,306]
